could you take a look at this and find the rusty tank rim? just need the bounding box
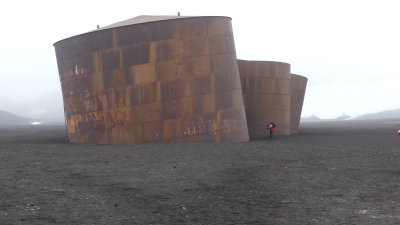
[291,73,308,81]
[237,59,291,67]
[53,16,232,46]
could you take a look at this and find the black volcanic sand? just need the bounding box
[1,120,400,225]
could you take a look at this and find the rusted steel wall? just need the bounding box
[54,17,249,144]
[290,74,308,134]
[238,60,291,137]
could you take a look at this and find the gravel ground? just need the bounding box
[0,120,400,225]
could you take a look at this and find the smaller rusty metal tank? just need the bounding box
[238,60,292,138]
[290,74,308,134]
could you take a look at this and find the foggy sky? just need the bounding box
[1,0,399,119]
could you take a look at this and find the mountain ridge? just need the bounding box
[302,109,400,122]
[0,110,31,125]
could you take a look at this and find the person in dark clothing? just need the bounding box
[266,122,276,138]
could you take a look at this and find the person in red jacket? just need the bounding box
[266,122,276,138]
[397,129,400,136]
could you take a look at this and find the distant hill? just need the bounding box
[0,95,20,115]
[302,110,400,123]
[353,109,400,120]
[334,114,352,120]
[0,110,30,125]
[0,92,64,123]
[300,115,322,123]
[301,114,352,123]
[20,93,65,123]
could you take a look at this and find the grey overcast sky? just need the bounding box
[0,0,399,118]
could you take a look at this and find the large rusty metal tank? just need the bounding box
[238,60,292,137]
[290,74,308,134]
[54,15,249,144]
